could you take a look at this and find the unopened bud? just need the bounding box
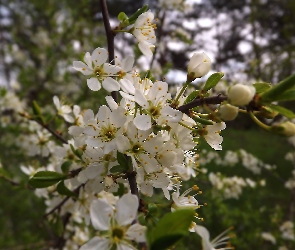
[257,106,278,119]
[218,104,239,121]
[228,84,256,106]
[271,121,295,136]
[187,52,211,81]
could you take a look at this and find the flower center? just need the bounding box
[149,106,160,117]
[100,126,116,141]
[94,66,105,79]
[132,143,142,154]
[112,227,124,240]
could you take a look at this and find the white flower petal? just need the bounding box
[134,89,148,108]
[102,77,120,92]
[115,193,138,226]
[80,236,110,250]
[120,79,136,95]
[104,64,121,74]
[84,52,92,68]
[90,199,113,231]
[122,56,134,72]
[91,47,108,67]
[72,61,93,75]
[87,78,101,91]
[63,114,74,123]
[105,96,118,110]
[126,224,146,242]
[53,96,60,109]
[119,91,135,102]
[133,114,151,130]
[116,135,130,153]
[138,41,154,58]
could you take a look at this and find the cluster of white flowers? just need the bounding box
[199,148,276,175]
[209,172,255,199]
[280,221,295,241]
[15,43,224,248]
[284,170,295,190]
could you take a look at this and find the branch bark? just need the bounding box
[100,0,118,103]
[177,94,228,114]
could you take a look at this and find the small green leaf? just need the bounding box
[151,234,184,250]
[61,161,72,173]
[56,180,78,197]
[117,151,128,168]
[184,90,200,104]
[253,82,272,94]
[203,72,224,91]
[113,182,126,197]
[192,115,214,125]
[70,144,82,159]
[128,5,149,24]
[110,165,128,173]
[118,12,128,22]
[268,104,295,119]
[272,89,295,102]
[28,171,67,188]
[260,74,295,102]
[32,100,45,124]
[32,100,42,116]
[148,209,195,250]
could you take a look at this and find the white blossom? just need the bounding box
[80,193,146,250]
[132,11,156,58]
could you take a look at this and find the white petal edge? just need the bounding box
[87,78,101,91]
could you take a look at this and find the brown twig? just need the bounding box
[100,0,118,103]
[43,184,82,218]
[42,124,68,144]
[177,94,228,114]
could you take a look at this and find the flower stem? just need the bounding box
[172,80,191,107]
[249,111,271,131]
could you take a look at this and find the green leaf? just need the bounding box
[28,171,67,188]
[151,234,184,250]
[32,100,45,124]
[61,161,72,173]
[192,115,214,125]
[117,151,128,168]
[253,82,272,94]
[70,144,82,159]
[148,209,195,250]
[184,90,200,104]
[113,182,126,197]
[128,5,149,24]
[272,89,295,102]
[56,181,78,197]
[118,12,128,22]
[32,100,42,116]
[268,104,295,119]
[110,165,128,173]
[260,74,295,102]
[203,72,224,91]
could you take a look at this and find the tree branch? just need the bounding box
[43,184,82,218]
[177,94,228,114]
[42,124,68,144]
[100,0,118,102]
